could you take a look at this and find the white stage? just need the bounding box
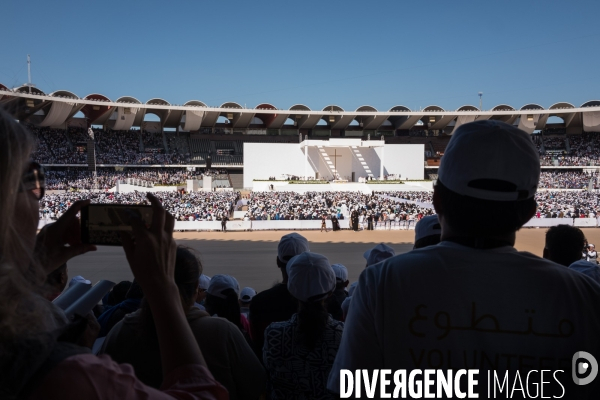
[243,138,424,189]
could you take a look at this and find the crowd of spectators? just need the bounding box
[536,132,600,166]
[26,124,600,169]
[30,126,200,165]
[45,168,229,190]
[535,191,600,219]
[538,170,596,189]
[543,136,566,150]
[40,190,239,222]
[243,191,435,221]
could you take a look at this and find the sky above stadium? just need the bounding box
[2,0,599,113]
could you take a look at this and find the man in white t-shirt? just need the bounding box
[328,120,600,398]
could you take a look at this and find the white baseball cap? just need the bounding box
[239,287,257,303]
[207,274,240,299]
[286,252,336,302]
[278,232,310,263]
[363,243,396,267]
[414,215,442,243]
[438,120,539,201]
[198,274,211,290]
[331,263,348,282]
[69,275,91,288]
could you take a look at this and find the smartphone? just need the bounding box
[81,204,153,246]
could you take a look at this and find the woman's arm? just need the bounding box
[120,193,206,374]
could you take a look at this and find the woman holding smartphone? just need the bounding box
[0,109,227,399]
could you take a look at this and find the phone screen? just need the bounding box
[81,204,153,246]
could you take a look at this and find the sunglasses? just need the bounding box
[20,162,45,200]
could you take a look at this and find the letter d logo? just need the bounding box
[572,351,598,386]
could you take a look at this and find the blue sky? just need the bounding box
[1,0,599,111]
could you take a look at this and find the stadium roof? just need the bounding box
[2,85,600,133]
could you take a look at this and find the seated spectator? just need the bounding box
[413,214,442,249]
[363,243,395,267]
[328,120,600,397]
[45,262,68,301]
[102,280,133,308]
[263,252,343,400]
[569,260,600,285]
[326,263,349,321]
[0,110,226,399]
[205,274,251,339]
[101,247,265,399]
[341,243,396,318]
[97,280,143,338]
[543,225,586,267]
[194,274,211,310]
[239,287,256,319]
[249,232,310,357]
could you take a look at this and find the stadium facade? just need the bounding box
[2,85,600,134]
[4,84,600,190]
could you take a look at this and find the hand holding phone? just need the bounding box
[81,204,153,246]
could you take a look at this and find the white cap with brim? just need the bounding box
[363,243,396,267]
[240,287,257,302]
[278,232,310,263]
[198,274,211,290]
[414,215,442,242]
[69,275,91,288]
[438,120,540,201]
[287,252,336,302]
[331,263,348,282]
[207,275,240,299]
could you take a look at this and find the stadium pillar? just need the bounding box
[380,146,384,179]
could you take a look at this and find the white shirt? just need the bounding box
[328,241,600,396]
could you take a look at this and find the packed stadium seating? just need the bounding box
[27,124,600,169]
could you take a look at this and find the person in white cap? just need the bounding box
[205,274,251,341]
[249,232,310,357]
[325,263,349,321]
[413,214,442,249]
[194,274,211,310]
[328,120,600,397]
[263,252,343,400]
[363,243,396,267]
[340,244,396,319]
[239,287,256,318]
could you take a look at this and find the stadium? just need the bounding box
[3,1,600,395]
[3,85,600,228]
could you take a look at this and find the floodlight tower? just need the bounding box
[478,92,483,110]
[24,55,36,94]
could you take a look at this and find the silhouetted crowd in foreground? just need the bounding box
[3,115,600,399]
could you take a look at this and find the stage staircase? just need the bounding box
[229,172,244,189]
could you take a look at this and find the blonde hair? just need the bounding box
[0,108,51,340]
